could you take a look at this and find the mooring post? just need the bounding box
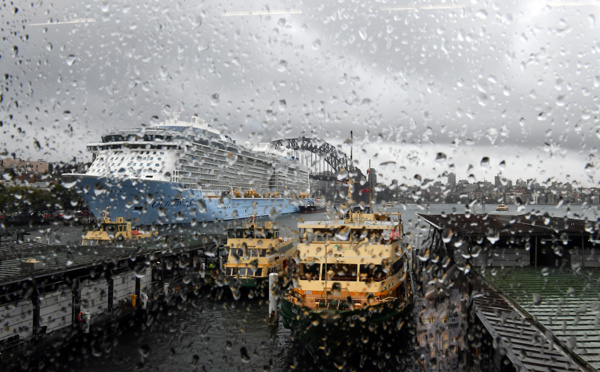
[269,273,278,326]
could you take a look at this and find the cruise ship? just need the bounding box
[65,114,311,225]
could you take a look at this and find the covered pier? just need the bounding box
[417,213,599,371]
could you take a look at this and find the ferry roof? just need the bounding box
[298,218,400,230]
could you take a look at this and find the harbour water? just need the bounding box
[21,203,600,371]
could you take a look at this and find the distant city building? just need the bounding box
[447,172,456,190]
[1,158,49,174]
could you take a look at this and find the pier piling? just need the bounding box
[269,273,278,326]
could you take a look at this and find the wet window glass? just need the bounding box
[2,0,600,371]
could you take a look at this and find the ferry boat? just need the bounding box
[65,114,310,225]
[279,205,412,353]
[223,219,295,292]
[279,146,412,355]
[81,216,154,245]
[298,197,326,214]
[496,203,509,211]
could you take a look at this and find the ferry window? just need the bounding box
[359,264,386,282]
[298,263,321,281]
[392,257,404,275]
[322,263,358,282]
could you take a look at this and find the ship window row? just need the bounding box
[95,150,165,157]
[227,229,279,239]
[298,262,399,282]
[94,144,177,151]
[229,248,268,258]
[225,267,263,277]
[302,228,400,243]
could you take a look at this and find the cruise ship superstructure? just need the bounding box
[66,115,310,225]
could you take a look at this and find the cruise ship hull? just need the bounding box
[75,176,300,225]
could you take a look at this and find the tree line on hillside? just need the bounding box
[0,183,86,224]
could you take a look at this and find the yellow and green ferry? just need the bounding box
[224,219,295,289]
[279,206,413,352]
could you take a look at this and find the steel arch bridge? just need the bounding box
[271,136,350,173]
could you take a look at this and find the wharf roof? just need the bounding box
[417,212,600,370]
[417,213,592,237]
[0,234,218,286]
[478,267,600,371]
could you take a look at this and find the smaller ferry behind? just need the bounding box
[298,197,326,214]
[496,203,509,212]
[82,217,154,245]
[224,219,295,293]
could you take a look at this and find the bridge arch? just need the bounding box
[270,137,349,173]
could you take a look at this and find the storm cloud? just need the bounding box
[2,0,599,185]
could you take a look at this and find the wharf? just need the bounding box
[418,213,600,371]
[0,230,225,368]
[479,267,600,371]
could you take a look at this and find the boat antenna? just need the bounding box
[369,159,373,210]
[345,131,354,221]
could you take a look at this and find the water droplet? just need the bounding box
[138,344,150,358]
[46,43,53,51]
[442,228,453,243]
[240,347,250,362]
[486,228,499,244]
[66,55,76,66]
[358,28,367,40]
[277,60,287,72]
[211,93,220,106]
[192,15,202,28]
[475,9,488,19]
[537,111,546,121]
[519,117,526,127]
[480,157,490,169]
[312,39,321,50]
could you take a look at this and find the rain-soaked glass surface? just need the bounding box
[2,1,600,371]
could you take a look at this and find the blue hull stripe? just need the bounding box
[76,177,299,225]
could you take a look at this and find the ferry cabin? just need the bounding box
[223,221,295,285]
[292,211,408,310]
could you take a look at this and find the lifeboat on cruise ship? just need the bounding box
[244,189,259,198]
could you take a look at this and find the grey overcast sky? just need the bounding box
[2,0,599,186]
